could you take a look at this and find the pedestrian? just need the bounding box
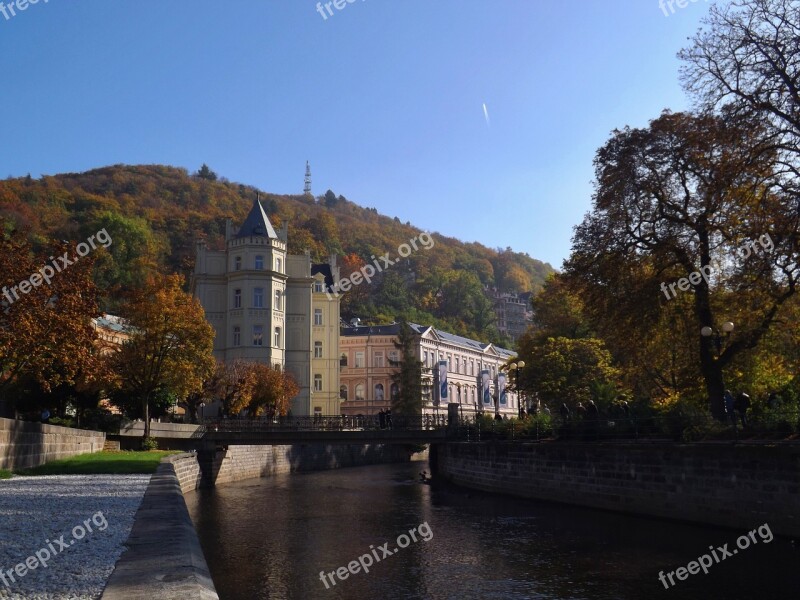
[735,392,751,428]
[768,391,779,410]
[378,409,386,430]
[587,400,599,421]
[576,402,587,419]
[724,390,737,433]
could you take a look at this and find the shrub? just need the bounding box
[141,436,159,451]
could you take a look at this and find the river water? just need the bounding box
[185,461,799,600]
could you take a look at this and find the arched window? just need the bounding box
[355,384,365,401]
[390,383,399,399]
[375,384,385,402]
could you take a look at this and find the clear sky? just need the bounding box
[0,0,715,269]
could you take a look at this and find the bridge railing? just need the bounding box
[196,414,450,434]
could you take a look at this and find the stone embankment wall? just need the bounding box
[169,443,415,493]
[433,442,800,537]
[0,417,105,470]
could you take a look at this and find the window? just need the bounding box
[274,327,281,347]
[339,385,348,400]
[234,256,242,271]
[275,257,283,272]
[314,374,323,392]
[314,341,323,358]
[447,355,452,371]
[373,352,384,368]
[233,289,242,309]
[233,326,241,347]
[314,280,324,293]
[314,308,323,325]
[253,287,264,308]
[423,350,428,365]
[253,325,263,346]
[355,352,365,368]
[355,383,365,401]
[374,384,384,401]
[340,353,348,367]
[389,350,398,364]
[274,289,282,310]
[255,255,264,270]
[390,383,399,399]
[455,356,460,373]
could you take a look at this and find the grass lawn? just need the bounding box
[14,450,181,476]
[0,469,12,479]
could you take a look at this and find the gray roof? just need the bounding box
[340,321,515,356]
[236,199,278,239]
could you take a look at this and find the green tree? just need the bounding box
[196,164,218,181]
[517,335,620,409]
[390,321,424,416]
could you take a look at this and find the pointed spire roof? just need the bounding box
[236,198,278,239]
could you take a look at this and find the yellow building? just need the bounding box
[192,199,341,416]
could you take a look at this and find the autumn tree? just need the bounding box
[229,363,299,417]
[0,225,101,412]
[110,274,215,439]
[565,110,800,418]
[680,0,800,160]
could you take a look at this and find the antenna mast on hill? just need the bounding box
[304,161,312,196]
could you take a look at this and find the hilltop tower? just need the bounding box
[304,161,312,196]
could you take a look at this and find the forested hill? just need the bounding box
[0,164,554,345]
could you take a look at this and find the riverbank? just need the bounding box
[0,474,149,600]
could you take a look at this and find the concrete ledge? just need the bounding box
[100,460,219,600]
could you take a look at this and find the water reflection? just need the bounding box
[185,462,799,600]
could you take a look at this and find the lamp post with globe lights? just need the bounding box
[701,321,734,420]
[505,360,526,418]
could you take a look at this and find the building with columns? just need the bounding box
[339,322,520,418]
[192,199,341,416]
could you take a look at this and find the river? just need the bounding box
[185,461,799,600]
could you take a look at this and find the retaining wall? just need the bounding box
[434,442,800,537]
[0,417,105,470]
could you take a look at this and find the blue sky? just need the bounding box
[0,0,715,269]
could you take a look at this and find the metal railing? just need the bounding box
[449,408,800,443]
[191,408,800,444]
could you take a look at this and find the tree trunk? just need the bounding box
[700,337,726,420]
[143,393,151,439]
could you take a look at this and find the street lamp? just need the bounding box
[505,360,526,418]
[701,321,734,357]
[701,321,734,420]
